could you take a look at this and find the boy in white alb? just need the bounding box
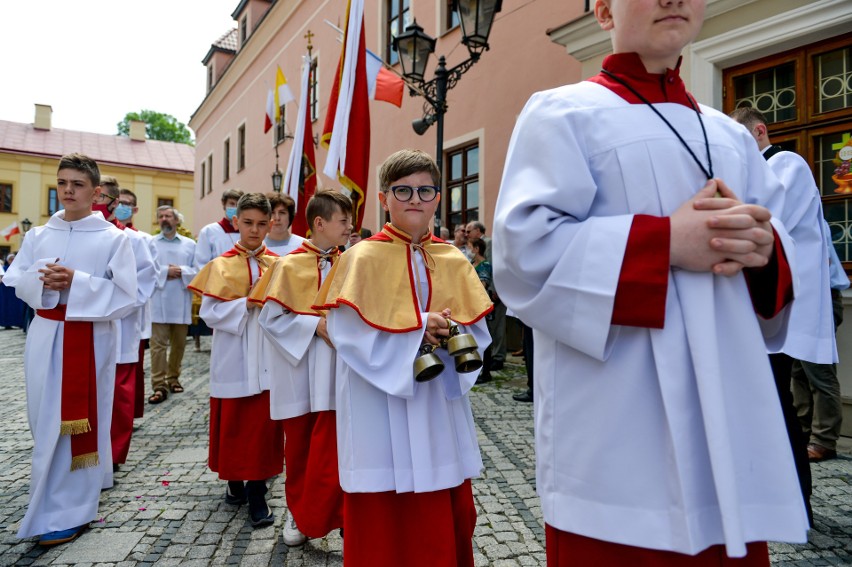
[4,153,137,545]
[493,1,810,565]
[313,150,492,567]
[250,190,352,546]
[188,193,284,528]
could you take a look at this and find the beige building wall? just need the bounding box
[0,151,194,243]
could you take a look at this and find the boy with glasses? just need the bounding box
[313,149,492,566]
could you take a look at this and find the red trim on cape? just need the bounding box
[587,53,698,109]
[266,296,321,317]
[366,232,393,242]
[313,298,492,334]
[612,215,670,328]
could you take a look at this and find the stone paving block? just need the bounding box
[55,531,143,563]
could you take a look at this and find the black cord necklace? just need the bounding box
[601,69,714,180]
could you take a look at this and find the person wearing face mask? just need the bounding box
[149,206,198,405]
[98,177,158,477]
[194,189,245,269]
[117,188,162,421]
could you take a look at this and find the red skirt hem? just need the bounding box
[209,392,284,480]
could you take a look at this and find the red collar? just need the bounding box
[109,218,126,230]
[217,217,239,234]
[587,52,696,109]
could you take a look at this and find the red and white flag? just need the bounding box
[284,55,318,238]
[322,0,370,230]
[0,222,20,241]
[366,49,404,107]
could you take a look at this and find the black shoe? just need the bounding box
[247,480,273,528]
[512,390,534,403]
[225,481,247,505]
[113,463,120,473]
[490,361,504,371]
[475,373,492,385]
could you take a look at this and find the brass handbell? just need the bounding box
[414,343,445,382]
[454,350,483,373]
[444,319,478,356]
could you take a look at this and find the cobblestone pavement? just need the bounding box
[0,328,850,566]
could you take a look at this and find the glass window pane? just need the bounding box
[450,152,463,181]
[823,200,850,262]
[817,131,852,196]
[390,0,399,19]
[467,208,478,223]
[466,146,479,175]
[733,62,797,124]
[465,181,479,209]
[450,185,462,212]
[449,212,462,230]
[816,47,852,114]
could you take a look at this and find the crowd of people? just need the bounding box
[3,1,847,565]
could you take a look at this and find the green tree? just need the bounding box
[117,110,194,145]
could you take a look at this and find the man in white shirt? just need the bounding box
[148,206,197,404]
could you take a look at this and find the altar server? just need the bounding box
[493,0,809,564]
[5,154,137,545]
[194,189,244,268]
[313,149,492,566]
[188,192,284,528]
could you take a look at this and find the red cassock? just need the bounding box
[209,391,284,480]
[111,361,137,464]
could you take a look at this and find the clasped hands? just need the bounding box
[670,179,774,276]
[39,263,75,291]
[424,308,452,345]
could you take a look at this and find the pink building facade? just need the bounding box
[189,0,581,235]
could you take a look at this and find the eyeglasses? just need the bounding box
[388,185,440,202]
[97,193,116,203]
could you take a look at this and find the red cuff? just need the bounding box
[612,215,670,329]
[743,227,793,319]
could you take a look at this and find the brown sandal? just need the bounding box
[169,383,184,394]
[148,389,168,404]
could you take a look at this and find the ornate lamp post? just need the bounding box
[393,0,502,228]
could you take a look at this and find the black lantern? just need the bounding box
[455,0,502,57]
[393,21,436,83]
[271,169,283,192]
[21,218,32,234]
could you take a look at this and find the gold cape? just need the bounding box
[188,243,278,300]
[248,241,339,315]
[312,224,493,332]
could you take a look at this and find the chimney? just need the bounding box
[129,120,147,142]
[34,104,52,130]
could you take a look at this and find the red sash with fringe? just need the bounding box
[37,305,99,471]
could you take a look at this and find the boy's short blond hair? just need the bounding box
[221,188,245,205]
[378,149,440,192]
[305,190,353,231]
[236,192,271,216]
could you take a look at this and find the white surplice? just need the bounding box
[194,221,240,268]
[115,226,158,364]
[135,230,159,341]
[198,256,265,398]
[258,254,333,420]
[265,234,305,257]
[151,233,197,325]
[493,82,809,556]
[326,248,487,494]
[764,148,836,364]
[4,211,137,538]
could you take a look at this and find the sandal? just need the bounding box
[169,383,184,394]
[148,389,168,404]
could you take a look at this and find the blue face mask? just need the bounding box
[114,203,133,221]
[225,206,238,221]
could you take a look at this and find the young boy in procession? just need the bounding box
[493,0,809,565]
[5,154,137,545]
[98,177,158,476]
[249,190,352,546]
[264,192,305,256]
[313,149,493,566]
[188,193,284,527]
[194,189,245,268]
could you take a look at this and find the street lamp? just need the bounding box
[271,169,283,192]
[393,0,502,228]
[21,218,32,234]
